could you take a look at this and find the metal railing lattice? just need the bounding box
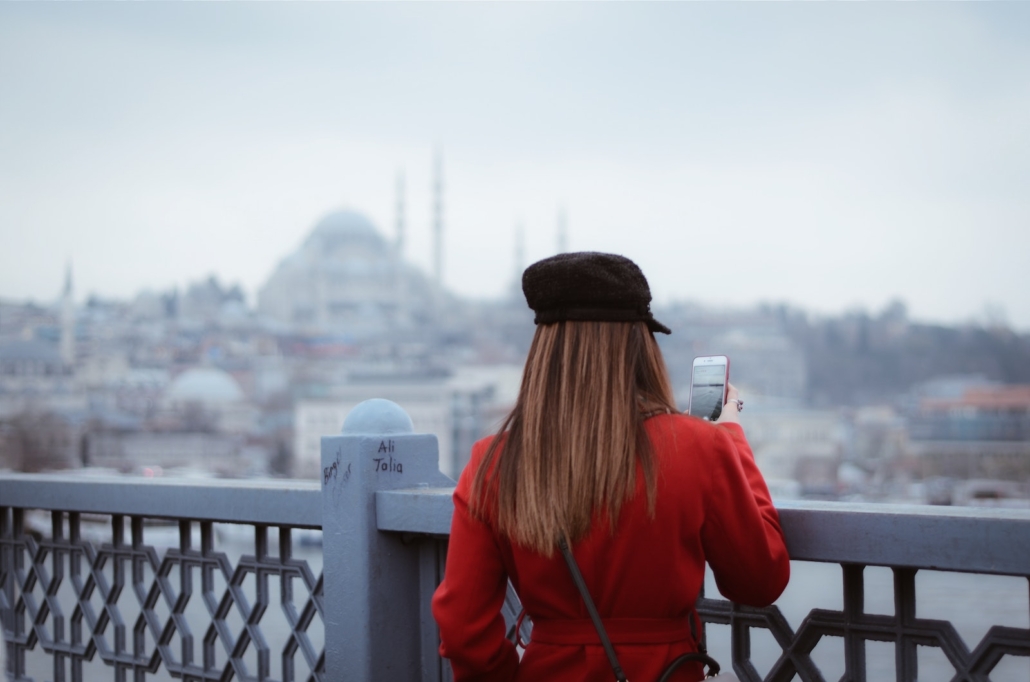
[0,508,325,682]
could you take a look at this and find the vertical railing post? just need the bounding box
[320,399,453,681]
[842,563,867,682]
[1,506,11,679]
[893,567,919,681]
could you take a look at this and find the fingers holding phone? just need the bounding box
[716,383,742,425]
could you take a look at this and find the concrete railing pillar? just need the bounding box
[321,399,453,681]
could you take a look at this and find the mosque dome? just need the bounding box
[257,207,434,335]
[304,211,385,253]
[166,367,244,404]
[309,210,378,237]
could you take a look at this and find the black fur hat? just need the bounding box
[522,252,671,335]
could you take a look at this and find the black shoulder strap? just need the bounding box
[557,536,722,681]
[558,536,628,682]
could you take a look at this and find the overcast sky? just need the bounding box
[1,3,1028,329]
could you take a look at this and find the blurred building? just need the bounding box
[84,431,243,474]
[741,401,848,498]
[294,365,520,480]
[179,276,248,327]
[162,366,256,434]
[905,381,1030,481]
[656,304,808,407]
[257,210,435,336]
[847,405,908,494]
[0,340,67,385]
[0,409,81,472]
[707,328,807,403]
[910,384,1030,441]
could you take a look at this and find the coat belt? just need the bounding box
[529,617,695,646]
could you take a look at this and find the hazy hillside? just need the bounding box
[656,302,1030,408]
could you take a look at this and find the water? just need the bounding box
[13,539,1029,682]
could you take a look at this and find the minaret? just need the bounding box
[60,262,75,367]
[394,170,407,326]
[432,149,444,296]
[556,206,568,254]
[511,221,525,300]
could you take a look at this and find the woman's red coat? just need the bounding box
[432,416,790,681]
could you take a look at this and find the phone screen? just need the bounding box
[690,363,727,421]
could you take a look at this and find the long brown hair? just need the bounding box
[469,320,677,555]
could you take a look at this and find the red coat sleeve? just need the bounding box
[431,448,519,681]
[700,423,790,607]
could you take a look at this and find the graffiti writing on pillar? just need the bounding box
[323,451,351,486]
[373,456,403,474]
[374,441,402,473]
[323,458,338,485]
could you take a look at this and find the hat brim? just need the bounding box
[647,317,672,335]
[535,308,672,334]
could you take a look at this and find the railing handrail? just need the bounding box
[375,488,1030,576]
[0,472,322,528]
[774,499,1030,575]
[4,472,1030,575]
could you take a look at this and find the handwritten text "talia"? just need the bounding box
[373,456,403,474]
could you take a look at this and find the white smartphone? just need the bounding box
[687,355,730,421]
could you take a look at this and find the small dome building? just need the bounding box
[163,367,254,434]
[166,367,244,405]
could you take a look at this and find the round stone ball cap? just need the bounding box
[342,399,414,435]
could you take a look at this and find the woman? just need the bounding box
[432,252,790,681]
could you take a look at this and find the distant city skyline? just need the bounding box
[1,3,1028,329]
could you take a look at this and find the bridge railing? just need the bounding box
[3,398,1030,682]
[0,476,325,682]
